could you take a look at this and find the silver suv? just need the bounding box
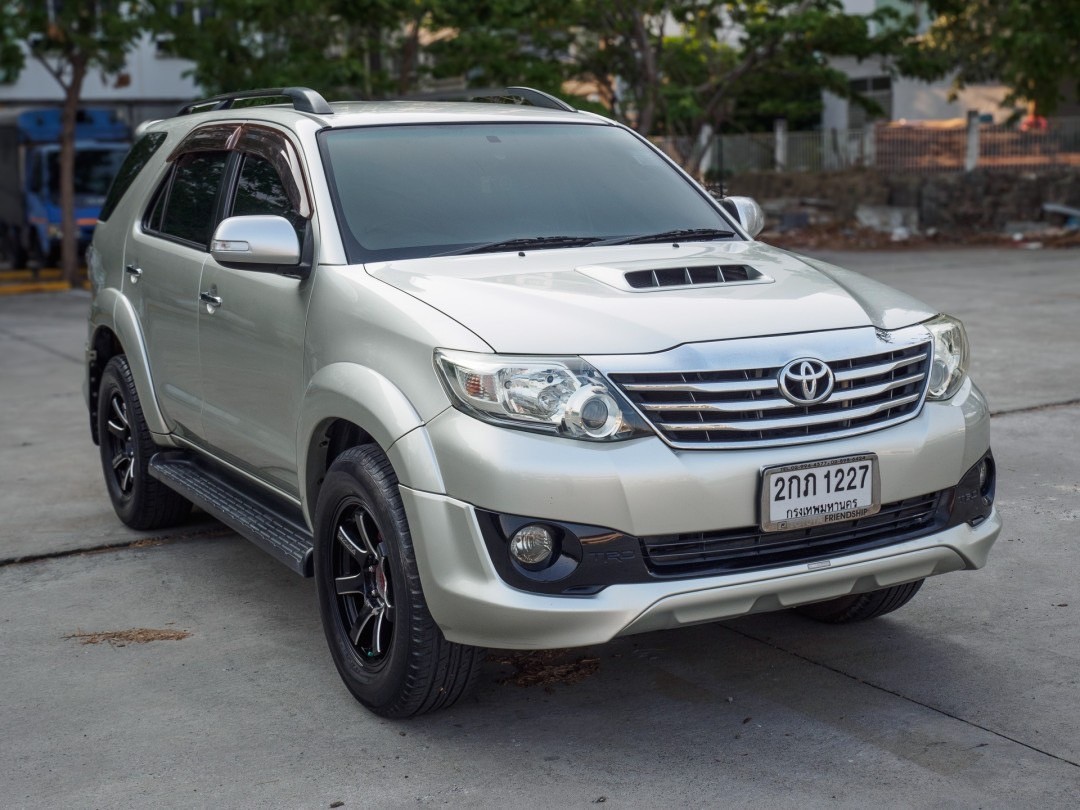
[85,87,1000,717]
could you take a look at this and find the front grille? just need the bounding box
[641,491,948,578]
[611,341,931,449]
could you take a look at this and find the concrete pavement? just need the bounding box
[1,248,1078,807]
[0,291,220,563]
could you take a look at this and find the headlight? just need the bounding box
[434,349,651,441]
[924,314,969,400]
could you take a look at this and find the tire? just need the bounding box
[98,355,191,530]
[793,579,924,624]
[46,238,61,268]
[0,224,27,270]
[12,241,27,270]
[314,445,483,718]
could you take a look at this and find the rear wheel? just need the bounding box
[97,355,190,530]
[315,445,483,717]
[793,580,924,623]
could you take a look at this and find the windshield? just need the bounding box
[46,148,128,201]
[321,122,736,263]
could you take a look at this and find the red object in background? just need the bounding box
[1020,115,1048,132]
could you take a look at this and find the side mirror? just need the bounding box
[211,215,300,267]
[720,196,765,238]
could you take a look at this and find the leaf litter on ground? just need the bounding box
[65,628,192,647]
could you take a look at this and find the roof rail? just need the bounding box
[176,87,333,117]
[404,86,576,112]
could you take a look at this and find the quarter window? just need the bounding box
[100,132,168,222]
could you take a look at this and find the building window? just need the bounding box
[849,76,892,128]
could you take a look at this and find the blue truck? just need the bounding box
[0,107,130,269]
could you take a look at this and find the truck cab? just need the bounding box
[0,107,129,269]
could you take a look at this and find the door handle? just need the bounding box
[125,264,142,283]
[200,290,222,311]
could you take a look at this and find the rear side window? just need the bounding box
[99,132,167,222]
[156,151,228,247]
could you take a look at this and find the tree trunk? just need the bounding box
[629,10,658,134]
[398,14,423,95]
[59,52,88,286]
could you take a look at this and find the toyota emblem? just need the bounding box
[778,358,834,405]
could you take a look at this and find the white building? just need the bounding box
[0,34,199,125]
[823,0,1015,130]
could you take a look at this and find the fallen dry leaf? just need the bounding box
[487,649,601,688]
[65,628,192,646]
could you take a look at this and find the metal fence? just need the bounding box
[710,117,1080,176]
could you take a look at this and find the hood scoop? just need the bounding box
[577,261,769,292]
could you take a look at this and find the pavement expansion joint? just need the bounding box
[722,624,1080,770]
[0,323,85,364]
[990,399,1080,417]
[0,525,233,569]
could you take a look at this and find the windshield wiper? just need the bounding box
[437,235,602,256]
[595,227,736,246]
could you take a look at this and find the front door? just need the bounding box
[197,151,312,495]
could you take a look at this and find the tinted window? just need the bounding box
[158,151,228,246]
[231,154,305,240]
[321,123,732,263]
[100,133,168,221]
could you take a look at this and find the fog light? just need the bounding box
[509,524,556,566]
[978,456,995,497]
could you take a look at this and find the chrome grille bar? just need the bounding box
[833,350,929,381]
[657,392,921,433]
[621,378,779,394]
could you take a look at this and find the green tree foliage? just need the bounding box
[150,1,924,177]
[424,0,574,93]
[917,1,1080,116]
[0,1,150,282]
[153,0,428,97]
[429,1,920,173]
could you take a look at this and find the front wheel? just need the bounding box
[793,579,924,623]
[314,445,483,717]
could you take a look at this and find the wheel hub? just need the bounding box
[105,392,135,494]
[332,503,395,663]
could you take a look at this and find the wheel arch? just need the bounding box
[88,288,171,440]
[298,362,447,526]
[87,325,124,445]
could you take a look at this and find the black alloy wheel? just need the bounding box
[332,500,396,665]
[103,389,136,496]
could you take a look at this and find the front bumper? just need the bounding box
[394,378,998,648]
[403,484,1000,649]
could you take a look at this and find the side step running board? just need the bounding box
[149,451,314,576]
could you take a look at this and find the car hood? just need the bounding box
[366,241,936,355]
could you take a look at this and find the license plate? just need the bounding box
[760,454,880,532]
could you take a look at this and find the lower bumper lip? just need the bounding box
[402,480,1002,650]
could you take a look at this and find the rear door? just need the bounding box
[123,149,229,441]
